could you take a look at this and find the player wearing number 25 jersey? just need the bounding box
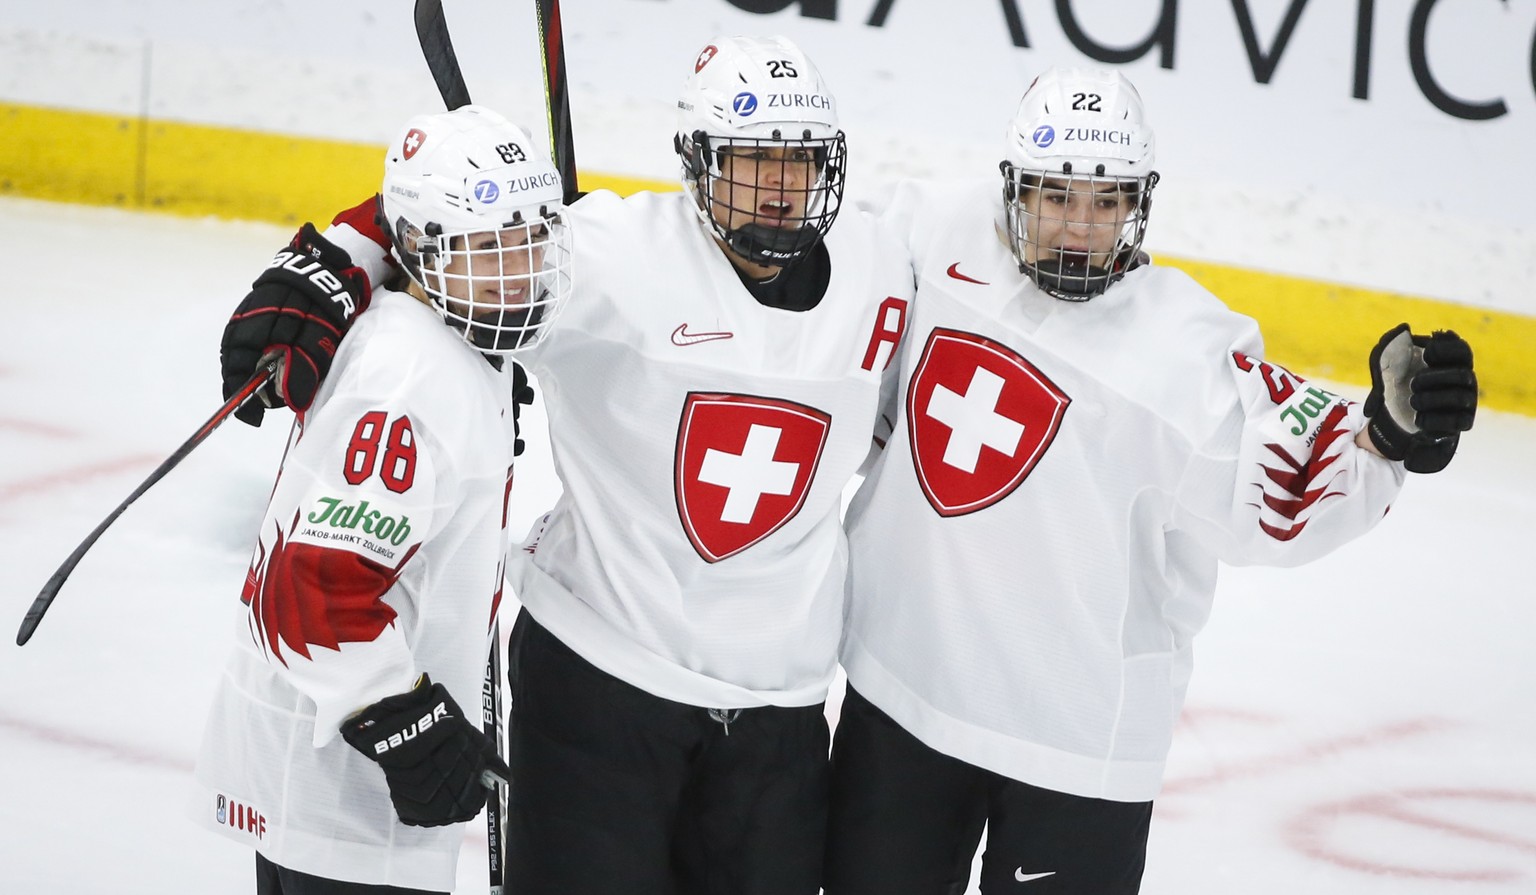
[193,107,572,893]
[512,183,910,711]
[240,36,914,895]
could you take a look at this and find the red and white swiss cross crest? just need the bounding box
[402,128,427,160]
[906,328,1070,517]
[675,393,831,563]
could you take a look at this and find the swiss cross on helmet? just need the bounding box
[674,35,847,269]
[381,105,574,354]
[1001,67,1159,301]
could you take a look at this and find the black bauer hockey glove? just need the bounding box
[1363,323,1478,474]
[340,675,510,828]
[220,222,370,426]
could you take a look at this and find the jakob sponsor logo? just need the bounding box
[304,500,414,549]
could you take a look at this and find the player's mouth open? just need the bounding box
[758,198,794,222]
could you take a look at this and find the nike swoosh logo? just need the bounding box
[1015,869,1057,883]
[946,262,989,285]
[671,323,735,346]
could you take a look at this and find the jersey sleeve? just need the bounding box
[239,380,443,746]
[323,195,398,299]
[1172,336,1407,567]
[861,355,902,472]
[858,211,917,474]
[859,178,926,261]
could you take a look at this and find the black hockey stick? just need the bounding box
[534,0,580,203]
[15,361,277,646]
[482,619,507,894]
[414,0,579,203]
[411,5,510,889]
[414,0,472,110]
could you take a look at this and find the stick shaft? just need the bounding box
[414,0,472,109]
[535,0,579,203]
[483,620,507,893]
[16,364,275,646]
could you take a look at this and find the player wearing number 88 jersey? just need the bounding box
[191,106,564,892]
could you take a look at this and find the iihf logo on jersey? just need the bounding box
[474,180,501,203]
[1031,125,1056,149]
[906,328,1070,517]
[675,393,830,562]
[214,793,267,840]
[732,92,759,117]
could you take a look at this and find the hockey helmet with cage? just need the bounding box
[674,35,847,269]
[1001,67,1158,300]
[380,104,573,354]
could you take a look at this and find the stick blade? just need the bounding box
[414,0,472,109]
[16,564,74,645]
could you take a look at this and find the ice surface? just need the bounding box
[1,198,1532,892]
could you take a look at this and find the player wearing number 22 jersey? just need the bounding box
[843,176,1404,805]
[826,68,1441,895]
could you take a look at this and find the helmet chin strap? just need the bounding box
[1027,250,1133,302]
[725,222,822,269]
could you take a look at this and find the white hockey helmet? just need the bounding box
[381,104,573,354]
[1001,67,1159,300]
[674,35,847,268]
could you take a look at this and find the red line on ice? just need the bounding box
[0,417,80,439]
[0,711,192,773]
[0,454,162,506]
[1286,788,1536,881]
[1161,717,1450,795]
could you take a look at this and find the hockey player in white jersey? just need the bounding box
[824,67,1478,895]
[194,105,571,893]
[215,36,913,895]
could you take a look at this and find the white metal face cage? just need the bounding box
[1001,163,1158,300]
[403,211,573,354]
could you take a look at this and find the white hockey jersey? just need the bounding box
[841,179,1407,802]
[510,189,913,709]
[192,289,519,889]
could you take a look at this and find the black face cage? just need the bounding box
[1001,162,1159,301]
[678,129,847,269]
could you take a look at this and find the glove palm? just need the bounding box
[1364,324,1477,473]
